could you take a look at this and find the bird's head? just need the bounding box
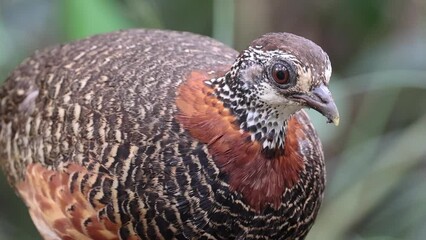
[208,32,339,151]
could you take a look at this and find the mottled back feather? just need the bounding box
[0,29,325,239]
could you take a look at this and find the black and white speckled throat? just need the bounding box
[205,75,289,156]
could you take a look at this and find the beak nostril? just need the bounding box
[312,84,332,104]
[313,92,328,103]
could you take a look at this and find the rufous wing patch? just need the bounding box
[176,70,305,211]
[16,163,138,240]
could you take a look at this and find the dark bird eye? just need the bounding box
[272,63,290,85]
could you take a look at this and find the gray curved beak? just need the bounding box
[293,84,340,126]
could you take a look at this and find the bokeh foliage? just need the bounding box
[0,0,425,239]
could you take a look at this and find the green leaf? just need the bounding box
[62,0,134,40]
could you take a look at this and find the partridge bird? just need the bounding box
[0,29,339,240]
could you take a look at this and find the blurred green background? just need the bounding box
[1,0,426,239]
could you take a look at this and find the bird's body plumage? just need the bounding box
[0,29,335,239]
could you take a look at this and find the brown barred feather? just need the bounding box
[17,163,127,240]
[0,29,334,239]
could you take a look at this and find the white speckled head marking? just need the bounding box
[206,32,337,155]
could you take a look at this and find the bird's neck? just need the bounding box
[176,70,305,211]
[206,74,291,157]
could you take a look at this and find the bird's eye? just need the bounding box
[271,63,290,85]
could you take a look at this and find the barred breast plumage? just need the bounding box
[0,29,339,239]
